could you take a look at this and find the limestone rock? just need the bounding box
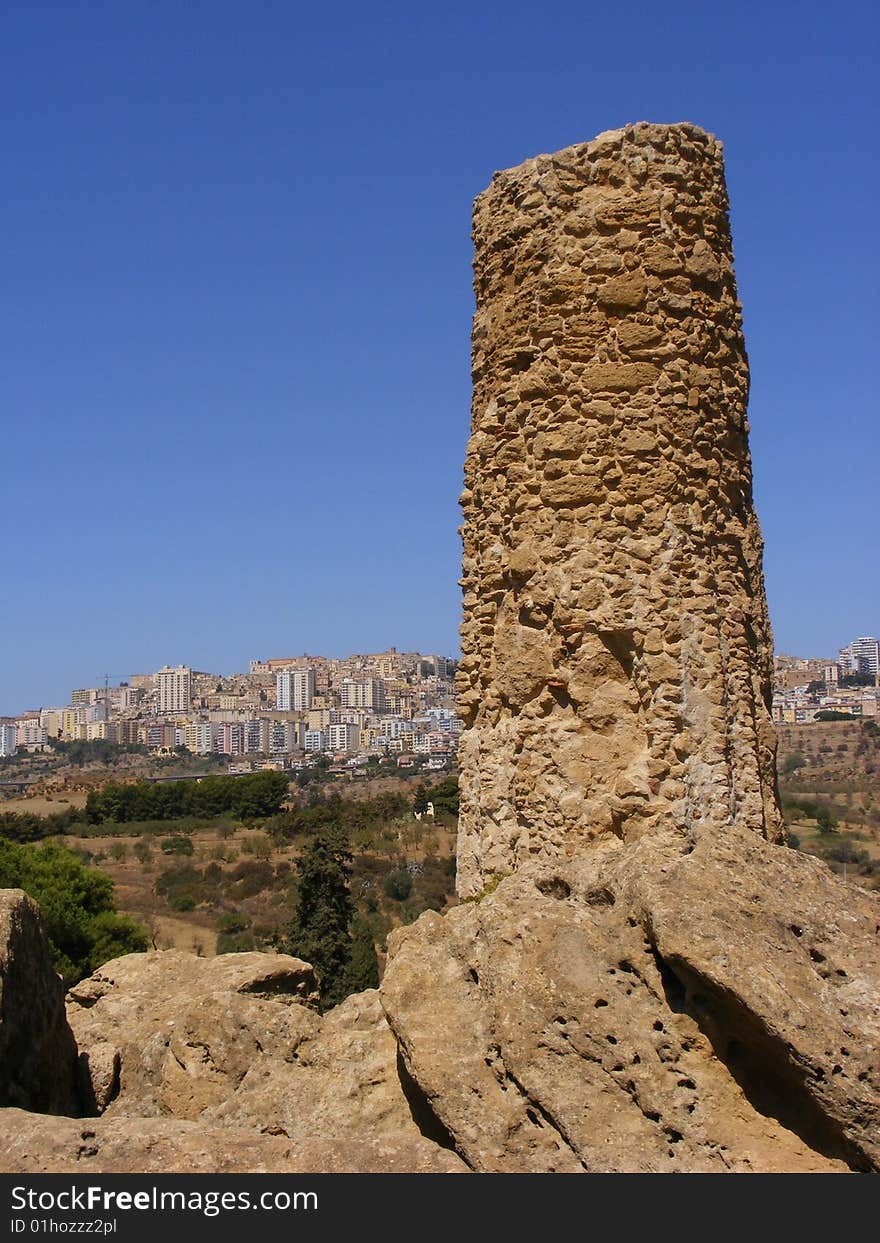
[0,1108,463,1174]
[207,988,465,1171]
[458,122,783,897]
[68,950,321,1118]
[0,890,79,1115]
[67,947,464,1172]
[381,830,879,1172]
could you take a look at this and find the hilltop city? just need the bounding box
[2,635,877,768]
[0,648,459,771]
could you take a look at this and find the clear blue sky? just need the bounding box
[2,1,877,714]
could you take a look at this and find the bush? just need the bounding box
[217,930,256,953]
[0,838,147,986]
[383,869,413,901]
[167,891,196,912]
[227,859,274,899]
[218,912,250,935]
[160,836,194,856]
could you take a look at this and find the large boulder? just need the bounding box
[0,890,79,1115]
[67,947,464,1172]
[381,829,879,1172]
[68,950,321,1117]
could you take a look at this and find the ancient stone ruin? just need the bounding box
[0,124,877,1175]
[456,122,782,897]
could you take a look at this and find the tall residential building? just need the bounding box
[276,671,294,711]
[327,723,360,753]
[245,718,270,755]
[839,637,880,678]
[184,721,215,755]
[339,677,385,711]
[276,668,316,712]
[215,722,245,757]
[157,665,192,714]
[0,724,17,757]
[293,668,316,711]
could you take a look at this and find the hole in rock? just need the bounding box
[585,887,616,907]
[536,876,571,900]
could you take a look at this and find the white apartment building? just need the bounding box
[15,719,47,749]
[304,729,326,753]
[276,668,316,712]
[339,678,385,711]
[839,637,879,678]
[0,724,17,757]
[327,723,360,753]
[269,719,305,754]
[157,665,192,714]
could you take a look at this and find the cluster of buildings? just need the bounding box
[773,635,879,725]
[0,650,460,768]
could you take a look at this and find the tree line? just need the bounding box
[85,770,290,823]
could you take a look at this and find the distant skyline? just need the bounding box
[2,1,877,715]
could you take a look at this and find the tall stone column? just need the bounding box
[456,122,783,897]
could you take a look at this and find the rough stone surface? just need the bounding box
[68,950,320,1117]
[456,122,783,897]
[381,829,879,1172]
[66,948,463,1172]
[0,890,79,1115]
[0,1108,464,1174]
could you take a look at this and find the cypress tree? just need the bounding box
[287,827,355,1008]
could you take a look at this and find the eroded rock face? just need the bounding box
[68,950,320,1117]
[0,1109,464,1174]
[66,948,464,1173]
[456,122,783,897]
[381,830,879,1172]
[0,890,79,1115]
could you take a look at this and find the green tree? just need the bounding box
[341,915,380,994]
[383,868,413,901]
[412,783,430,815]
[816,805,839,833]
[0,839,147,986]
[287,828,355,1009]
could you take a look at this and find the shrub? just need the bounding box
[0,838,147,986]
[160,836,194,856]
[167,891,196,912]
[383,869,413,901]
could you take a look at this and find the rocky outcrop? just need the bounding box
[381,829,879,1172]
[456,122,782,897]
[0,890,79,1115]
[66,948,464,1172]
[68,950,320,1117]
[0,1109,463,1174]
